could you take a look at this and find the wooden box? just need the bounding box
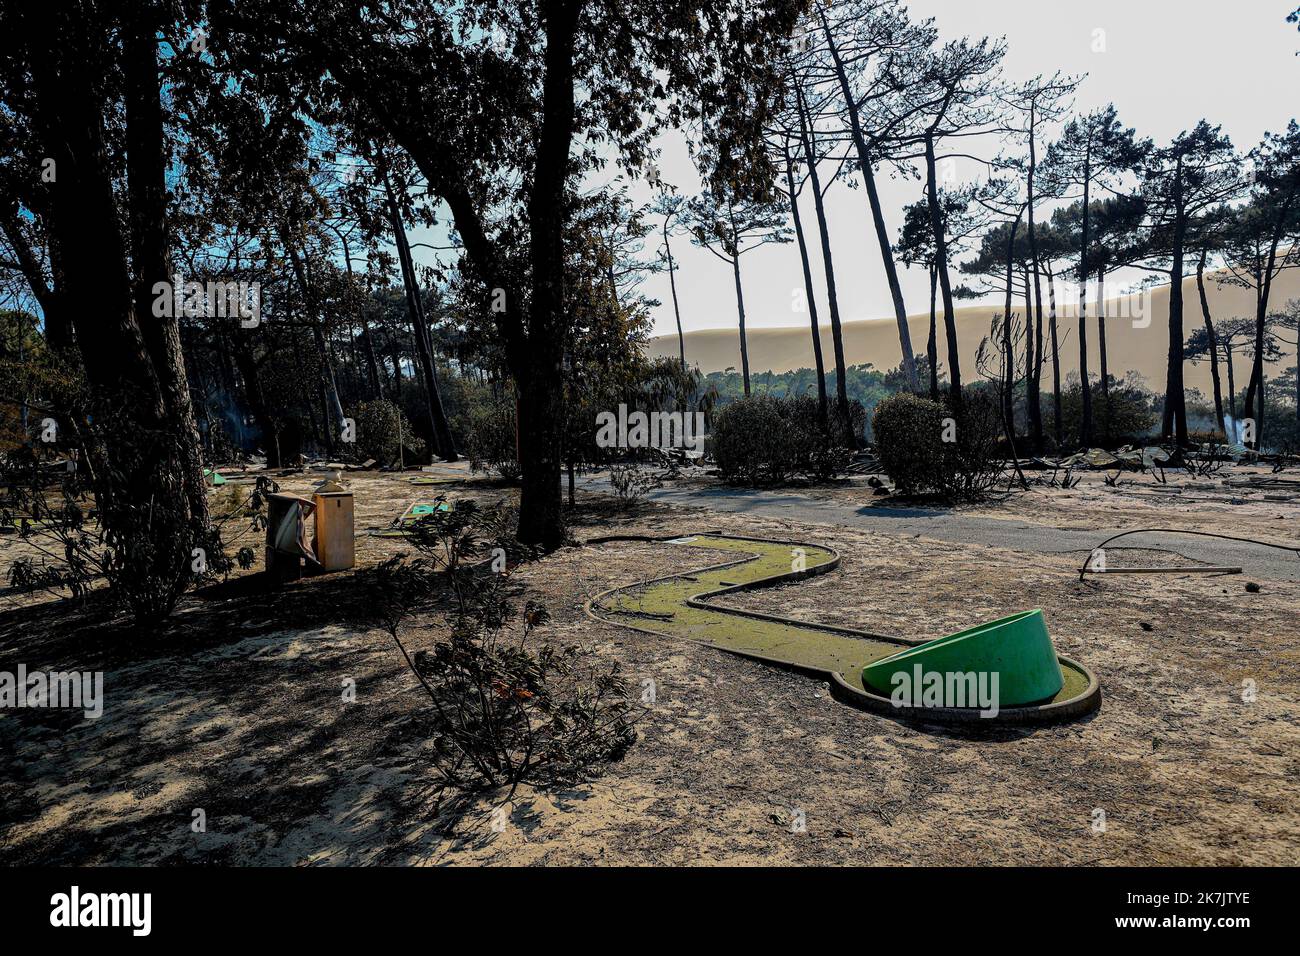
[312,491,355,572]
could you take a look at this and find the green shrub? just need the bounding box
[871,394,948,495]
[711,395,854,485]
[352,399,425,465]
[872,391,1003,500]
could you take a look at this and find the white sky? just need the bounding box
[627,0,1300,341]
[404,1,1298,346]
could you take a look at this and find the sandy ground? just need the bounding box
[1,467,1297,865]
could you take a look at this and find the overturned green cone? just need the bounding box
[862,609,1065,708]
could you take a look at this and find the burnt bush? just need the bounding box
[364,501,636,796]
[351,398,425,465]
[463,395,520,482]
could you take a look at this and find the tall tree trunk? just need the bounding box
[796,87,848,420]
[389,333,404,396]
[1097,265,1109,443]
[928,262,939,400]
[1023,262,1035,447]
[1163,163,1189,448]
[125,3,209,535]
[1196,248,1225,434]
[730,252,751,398]
[339,229,384,399]
[1025,112,1045,452]
[1225,345,1237,422]
[26,2,199,620]
[378,157,458,461]
[1241,229,1286,450]
[924,132,961,409]
[513,0,580,549]
[820,9,917,391]
[1078,156,1093,448]
[231,332,281,468]
[1001,215,1021,439]
[1048,263,1062,446]
[783,139,829,430]
[663,220,687,371]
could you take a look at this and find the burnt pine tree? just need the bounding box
[1042,106,1148,448]
[792,82,849,421]
[889,36,1006,409]
[1230,122,1300,449]
[1141,122,1241,448]
[651,193,691,372]
[770,128,830,429]
[1186,206,1234,433]
[813,0,937,393]
[895,190,983,401]
[997,73,1079,452]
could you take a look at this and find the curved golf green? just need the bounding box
[587,534,1099,725]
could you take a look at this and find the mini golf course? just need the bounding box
[587,533,1100,726]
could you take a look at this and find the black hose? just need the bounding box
[1077,528,1300,581]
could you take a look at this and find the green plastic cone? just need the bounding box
[862,609,1065,708]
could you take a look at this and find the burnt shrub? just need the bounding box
[364,501,636,796]
[352,398,425,465]
[463,395,520,482]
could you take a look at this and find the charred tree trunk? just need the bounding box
[379,158,458,461]
[513,0,580,549]
[783,139,829,430]
[1225,345,1238,422]
[1001,216,1021,440]
[820,9,917,392]
[1025,117,1045,452]
[125,4,209,535]
[663,219,687,371]
[1097,265,1110,443]
[928,263,939,401]
[924,132,961,409]
[25,2,202,620]
[796,87,848,421]
[1241,228,1286,450]
[1048,263,1062,446]
[1162,160,1189,448]
[1194,249,1225,432]
[1023,262,1036,447]
[730,250,751,398]
[1078,156,1093,448]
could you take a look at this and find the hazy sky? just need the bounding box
[624,0,1300,343]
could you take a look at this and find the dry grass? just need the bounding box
[0,467,1296,865]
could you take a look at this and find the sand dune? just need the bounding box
[647,266,1300,398]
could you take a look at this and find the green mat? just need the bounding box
[371,500,452,537]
